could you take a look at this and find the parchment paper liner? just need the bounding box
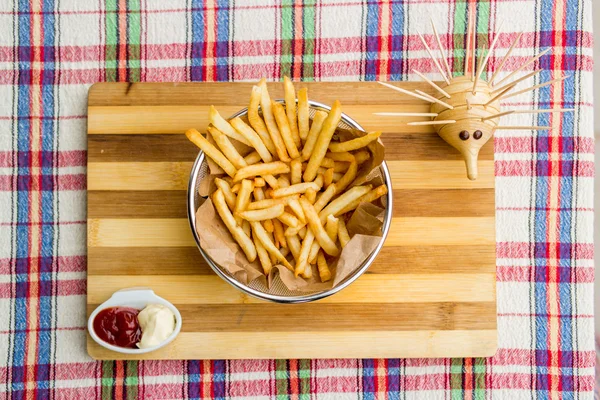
[194,127,387,293]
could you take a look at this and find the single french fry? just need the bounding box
[335,159,357,193]
[304,100,342,181]
[273,182,320,198]
[295,229,314,276]
[254,177,266,187]
[297,87,310,140]
[214,177,237,211]
[233,161,290,182]
[283,76,301,147]
[269,251,277,265]
[248,85,277,156]
[326,150,371,164]
[273,219,287,248]
[260,81,290,161]
[298,226,307,239]
[308,241,320,264]
[316,250,332,282]
[263,174,279,189]
[301,110,328,160]
[290,158,302,185]
[234,179,254,225]
[333,162,350,173]
[207,126,248,169]
[314,184,337,212]
[305,188,317,204]
[230,117,273,163]
[185,129,237,178]
[287,234,302,261]
[287,197,306,224]
[277,175,290,188]
[242,220,251,237]
[328,131,381,152]
[313,174,324,189]
[338,217,351,248]
[250,221,293,271]
[212,189,256,262]
[254,234,272,275]
[323,168,334,187]
[302,263,313,279]
[354,150,371,164]
[299,198,339,256]
[264,219,274,233]
[277,212,300,228]
[244,151,262,165]
[238,204,284,221]
[231,183,241,193]
[319,185,372,223]
[247,196,297,210]
[337,184,389,215]
[208,106,252,146]
[320,157,335,169]
[253,187,265,201]
[325,215,339,242]
[272,101,300,159]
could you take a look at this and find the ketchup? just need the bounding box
[93,307,142,348]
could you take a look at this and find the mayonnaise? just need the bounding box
[136,304,176,349]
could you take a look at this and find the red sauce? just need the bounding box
[93,307,142,348]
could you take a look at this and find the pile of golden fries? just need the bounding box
[186,78,387,282]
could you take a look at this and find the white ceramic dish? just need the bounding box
[87,288,182,355]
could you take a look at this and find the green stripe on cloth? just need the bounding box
[127,0,141,82]
[475,1,491,81]
[473,358,486,400]
[280,0,293,78]
[301,0,316,80]
[298,359,311,399]
[450,358,463,399]
[275,359,289,398]
[105,0,118,81]
[101,361,114,400]
[125,360,139,400]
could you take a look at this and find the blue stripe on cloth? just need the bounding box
[212,360,227,400]
[190,0,206,81]
[215,0,230,81]
[187,360,201,400]
[363,2,379,81]
[389,2,404,81]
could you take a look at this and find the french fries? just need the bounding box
[328,131,382,152]
[283,77,301,147]
[259,80,290,161]
[186,129,237,178]
[297,88,310,140]
[213,189,256,262]
[185,78,388,283]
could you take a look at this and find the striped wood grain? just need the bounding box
[87,82,497,360]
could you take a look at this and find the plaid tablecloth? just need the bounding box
[0,0,594,398]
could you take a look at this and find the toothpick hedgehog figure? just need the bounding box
[377,5,572,180]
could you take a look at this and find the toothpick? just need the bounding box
[495,126,551,130]
[484,82,517,106]
[377,81,434,103]
[473,25,503,94]
[466,99,472,110]
[491,69,542,94]
[500,76,569,100]
[374,112,439,117]
[481,110,514,120]
[412,69,451,98]
[415,89,454,109]
[464,6,473,75]
[431,18,453,78]
[494,48,551,88]
[417,32,451,84]
[472,51,485,93]
[408,120,456,126]
[489,32,523,84]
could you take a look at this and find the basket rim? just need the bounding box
[187,100,393,303]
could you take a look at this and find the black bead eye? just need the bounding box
[473,130,483,140]
[459,130,469,140]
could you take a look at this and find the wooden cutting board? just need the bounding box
[87,82,496,360]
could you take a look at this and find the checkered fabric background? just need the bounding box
[0,0,594,398]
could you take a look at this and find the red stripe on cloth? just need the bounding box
[0,255,86,274]
[497,265,594,283]
[497,242,594,259]
[495,160,594,177]
[0,150,86,168]
[495,137,594,154]
[0,174,86,191]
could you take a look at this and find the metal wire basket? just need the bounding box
[187,100,393,303]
